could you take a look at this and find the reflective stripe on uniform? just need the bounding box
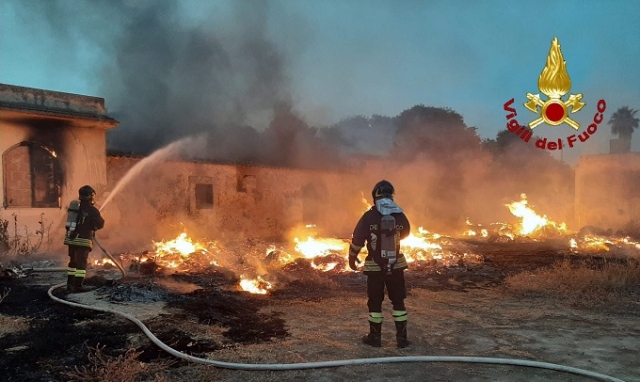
[363,256,408,272]
[75,269,87,278]
[67,267,76,276]
[64,237,93,248]
[392,310,408,322]
[349,243,363,257]
[368,312,383,324]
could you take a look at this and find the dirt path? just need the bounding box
[202,288,639,382]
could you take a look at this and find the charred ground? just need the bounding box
[0,241,638,382]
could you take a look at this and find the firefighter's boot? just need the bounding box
[395,320,409,348]
[66,275,76,292]
[362,322,382,347]
[70,276,92,293]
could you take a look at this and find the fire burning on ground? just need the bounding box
[571,234,640,254]
[505,194,568,236]
[104,227,475,295]
[462,193,569,240]
[238,275,273,295]
[94,194,640,296]
[460,193,640,256]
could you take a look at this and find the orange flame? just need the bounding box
[570,235,640,253]
[505,194,567,236]
[463,218,489,238]
[293,236,347,259]
[154,232,206,255]
[239,275,272,295]
[400,227,446,262]
[148,232,220,270]
[93,258,117,267]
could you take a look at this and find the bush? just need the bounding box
[0,218,9,255]
[0,214,53,257]
[63,345,172,382]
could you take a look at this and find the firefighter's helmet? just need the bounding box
[78,185,96,204]
[372,180,395,201]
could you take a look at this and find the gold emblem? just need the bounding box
[524,37,585,130]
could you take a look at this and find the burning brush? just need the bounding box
[238,275,273,295]
[462,194,569,241]
[570,235,640,255]
[121,233,222,274]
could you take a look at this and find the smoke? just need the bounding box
[73,0,349,170]
[10,0,576,242]
[337,107,575,234]
[101,1,292,155]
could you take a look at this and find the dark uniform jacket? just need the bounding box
[63,201,105,249]
[350,207,411,273]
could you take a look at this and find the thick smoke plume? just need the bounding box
[15,0,576,247]
[102,1,292,155]
[95,0,349,170]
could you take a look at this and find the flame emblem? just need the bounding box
[524,37,585,130]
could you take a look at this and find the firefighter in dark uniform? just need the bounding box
[349,180,411,348]
[64,185,105,293]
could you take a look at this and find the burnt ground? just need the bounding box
[0,240,638,381]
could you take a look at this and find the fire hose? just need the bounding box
[43,241,625,381]
[92,235,127,278]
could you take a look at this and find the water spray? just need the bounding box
[100,135,203,212]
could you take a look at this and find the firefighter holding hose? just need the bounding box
[348,180,411,348]
[63,185,105,293]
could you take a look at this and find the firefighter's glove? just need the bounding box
[348,255,361,271]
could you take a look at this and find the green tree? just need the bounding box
[609,106,639,143]
[392,105,481,160]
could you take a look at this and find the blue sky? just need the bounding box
[1,0,639,164]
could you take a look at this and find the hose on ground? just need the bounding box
[43,240,625,382]
[92,235,127,278]
[27,236,126,278]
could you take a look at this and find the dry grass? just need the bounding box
[0,313,30,337]
[28,263,640,381]
[504,258,640,304]
[63,345,173,382]
[156,287,623,382]
[38,279,639,382]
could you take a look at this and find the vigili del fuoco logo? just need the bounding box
[503,37,606,150]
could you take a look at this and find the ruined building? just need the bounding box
[1,84,639,256]
[0,84,366,255]
[0,84,117,254]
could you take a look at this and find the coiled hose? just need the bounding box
[44,239,625,381]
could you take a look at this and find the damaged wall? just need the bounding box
[0,84,118,255]
[101,156,363,253]
[575,153,640,233]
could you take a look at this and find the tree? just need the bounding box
[609,106,639,142]
[392,105,481,161]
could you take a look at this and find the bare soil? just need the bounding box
[1,242,639,382]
